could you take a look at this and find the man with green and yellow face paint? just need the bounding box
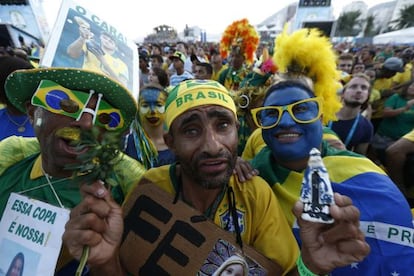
[0,67,146,273]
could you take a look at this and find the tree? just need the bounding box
[335,11,363,37]
[391,4,414,30]
[363,15,379,37]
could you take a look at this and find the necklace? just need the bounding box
[41,168,65,208]
[5,111,30,133]
[18,170,67,209]
[327,113,361,147]
[172,163,226,220]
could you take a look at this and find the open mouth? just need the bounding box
[199,158,228,174]
[275,132,301,142]
[55,127,88,155]
[146,117,160,124]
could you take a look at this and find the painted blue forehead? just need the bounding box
[139,88,163,102]
[265,80,314,101]
[264,86,313,106]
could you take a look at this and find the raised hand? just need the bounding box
[86,40,105,57]
[294,193,370,275]
[63,180,123,268]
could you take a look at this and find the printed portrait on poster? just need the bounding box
[41,0,138,98]
[198,239,266,276]
[0,239,41,276]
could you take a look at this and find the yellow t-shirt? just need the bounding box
[136,164,299,274]
[241,128,266,161]
[369,88,381,103]
[372,77,395,119]
[373,77,393,91]
[392,63,412,85]
[82,44,129,82]
[212,64,228,81]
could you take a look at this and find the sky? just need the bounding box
[40,0,392,42]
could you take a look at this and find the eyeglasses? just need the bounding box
[32,80,125,131]
[250,97,322,129]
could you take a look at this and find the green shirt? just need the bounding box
[0,153,80,216]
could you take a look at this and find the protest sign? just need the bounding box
[121,183,283,275]
[41,0,138,98]
[0,193,69,276]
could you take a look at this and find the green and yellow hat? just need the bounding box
[165,79,237,129]
[5,67,138,131]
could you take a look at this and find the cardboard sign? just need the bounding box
[41,0,139,98]
[0,193,69,276]
[120,183,283,275]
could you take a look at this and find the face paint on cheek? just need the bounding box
[263,121,323,162]
[138,107,147,122]
[261,86,324,162]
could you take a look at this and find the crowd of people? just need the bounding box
[1,21,414,275]
[136,37,414,205]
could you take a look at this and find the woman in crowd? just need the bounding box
[125,84,175,168]
[148,67,169,89]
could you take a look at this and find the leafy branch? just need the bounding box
[64,126,123,276]
[65,126,123,187]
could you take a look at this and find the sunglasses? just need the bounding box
[31,80,125,131]
[250,97,322,129]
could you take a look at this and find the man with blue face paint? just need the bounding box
[257,81,323,165]
[251,27,414,275]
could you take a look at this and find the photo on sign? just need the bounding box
[41,0,138,96]
[197,239,266,276]
[0,239,40,276]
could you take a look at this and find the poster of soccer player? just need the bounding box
[41,0,138,98]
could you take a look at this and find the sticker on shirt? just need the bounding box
[0,193,70,276]
[220,208,245,234]
[198,238,266,275]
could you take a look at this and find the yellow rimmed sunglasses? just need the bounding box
[31,79,126,131]
[250,97,323,129]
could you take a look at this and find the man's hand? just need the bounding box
[62,180,123,267]
[233,156,259,182]
[294,193,370,274]
[86,40,105,57]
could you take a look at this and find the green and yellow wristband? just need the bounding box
[296,254,328,276]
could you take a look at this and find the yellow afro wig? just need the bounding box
[273,26,342,124]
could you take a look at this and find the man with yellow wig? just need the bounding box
[62,79,369,275]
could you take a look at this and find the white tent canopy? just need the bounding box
[257,25,269,31]
[373,27,414,45]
